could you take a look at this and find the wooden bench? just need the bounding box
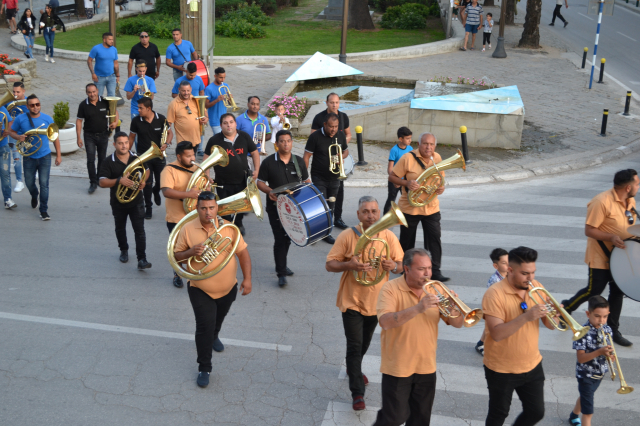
[55,4,80,20]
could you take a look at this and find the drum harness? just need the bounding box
[167,164,194,202]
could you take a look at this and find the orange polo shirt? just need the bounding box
[173,217,248,299]
[377,276,448,377]
[584,188,637,270]
[160,161,199,224]
[166,96,202,147]
[482,278,544,374]
[327,226,404,316]
[392,151,443,216]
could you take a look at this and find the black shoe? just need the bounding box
[31,196,38,209]
[196,372,210,388]
[88,183,97,194]
[24,52,30,58]
[613,333,633,347]
[144,207,152,220]
[275,267,294,276]
[564,21,568,28]
[334,218,348,229]
[40,212,51,221]
[153,190,161,206]
[548,22,554,26]
[137,259,152,270]
[173,274,184,288]
[119,250,129,263]
[212,336,225,353]
[278,276,287,287]
[238,225,246,236]
[475,340,484,356]
[324,235,335,244]
[431,274,450,282]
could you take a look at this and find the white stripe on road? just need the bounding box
[441,256,585,279]
[578,12,594,21]
[443,191,592,208]
[442,210,585,228]
[0,311,293,352]
[440,230,586,252]
[617,32,637,42]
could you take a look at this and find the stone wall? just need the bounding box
[2,58,37,91]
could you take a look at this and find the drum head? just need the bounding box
[277,184,332,247]
[343,154,355,175]
[628,224,640,238]
[610,239,640,302]
[271,182,307,195]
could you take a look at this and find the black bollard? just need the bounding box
[598,58,606,83]
[623,91,632,116]
[582,47,588,69]
[600,110,608,136]
[460,126,471,163]
[355,126,367,166]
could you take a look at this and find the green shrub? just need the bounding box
[221,3,272,26]
[53,102,69,129]
[381,3,431,29]
[154,0,180,15]
[215,18,267,38]
[216,0,276,15]
[373,0,437,13]
[117,14,180,39]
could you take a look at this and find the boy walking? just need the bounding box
[569,296,613,426]
[482,13,493,52]
[475,248,508,355]
[383,127,413,214]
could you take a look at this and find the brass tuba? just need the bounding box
[423,280,484,327]
[0,111,7,133]
[137,77,152,97]
[353,201,408,286]
[103,97,121,127]
[218,85,238,111]
[598,328,634,394]
[193,95,208,136]
[527,281,589,341]
[408,149,466,207]
[217,177,263,221]
[329,137,347,180]
[183,146,230,214]
[116,143,165,203]
[18,123,59,157]
[0,90,16,108]
[7,99,27,118]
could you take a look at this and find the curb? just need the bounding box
[615,0,640,14]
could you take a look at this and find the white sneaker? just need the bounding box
[45,54,49,62]
[50,58,55,63]
[4,199,17,209]
[489,44,492,49]
[14,181,24,192]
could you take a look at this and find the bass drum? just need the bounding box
[610,238,640,302]
[343,153,355,176]
[191,59,210,87]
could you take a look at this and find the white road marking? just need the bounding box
[630,81,640,85]
[442,210,585,228]
[617,32,637,42]
[0,311,293,352]
[578,12,594,21]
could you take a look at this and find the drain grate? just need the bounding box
[256,65,276,69]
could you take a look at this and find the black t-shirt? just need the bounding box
[130,111,168,155]
[304,128,348,182]
[204,131,257,185]
[129,42,161,79]
[99,151,148,207]
[257,153,309,213]
[311,109,350,132]
[77,97,110,133]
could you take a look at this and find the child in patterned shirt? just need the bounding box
[569,295,613,426]
[475,248,508,355]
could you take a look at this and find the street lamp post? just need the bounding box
[492,0,507,58]
[339,0,350,64]
[109,0,116,46]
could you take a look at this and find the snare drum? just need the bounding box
[191,59,210,87]
[611,238,640,302]
[274,183,333,247]
[343,154,355,176]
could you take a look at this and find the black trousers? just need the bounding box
[483,32,491,45]
[312,174,341,219]
[188,282,237,372]
[112,202,146,260]
[342,309,378,398]
[217,181,247,227]
[267,209,291,277]
[167,222,179,278]
[552,4,566,24]
[85,132,109,185]
[484,362,545,426]
[334,180,345,221]
[563,268,624,335]
[143,157,166,210]
[399,212,443,275]
[373,372,437,426]
[383,181,401,214]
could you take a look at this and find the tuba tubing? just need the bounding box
[408,149,466,207]
[217,177,264,221]
[423,280,484,327]
[18,123,59,157]
[183,146,230,214]
[116,142,164,203]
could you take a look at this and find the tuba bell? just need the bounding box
[353,201,408,286]
[218,85,238,111]
[0,90,16,108]
[408,149,466,207]
[423,280,484,327]
[103,97,121,127]
[217,177,264,221]
[527,281,589,341]
[193,95,208,136]
[329,137,347,180]
[183,146,230,214]
[137,77,152,98]
[116,142,165,203]
[18,123,59,157]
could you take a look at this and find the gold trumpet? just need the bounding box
[193,95,208,136]
[116,142,165,203]
[7,99,27,118]
[18,123,59,157]
[353,201,408,286]
[217,177,263,221]
[183,146,230,214]
[527,282,589,341]
[254,122,267,154]
[423,280,484,327]
[103,97,121,126]
[329,137,347,180]
[408,149,466,207]
[137,77,152,98]
[218,85,238,110]
[598,328,634,394]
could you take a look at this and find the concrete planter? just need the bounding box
[50,123,79,154]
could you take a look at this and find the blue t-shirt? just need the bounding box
[389,143,413,165]
[10,113,54,158]
[172,75,205,96]
[89,44,119,77]
[236,112,270,153]
[124,75,157,117]
[465,4,483,25]
[0,105,9,148]
[165,41,195,66]
[204,82,229,126]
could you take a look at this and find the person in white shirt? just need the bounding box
[269,103,290,148]
[550,0,568,27]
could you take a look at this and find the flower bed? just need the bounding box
[266,93,308,119]
[0,54,21,75]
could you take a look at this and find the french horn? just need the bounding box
[116,143,164,203]
[408,150,466,207]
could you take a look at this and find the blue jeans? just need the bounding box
[23,154,51,213]
[0,145,12,202]
[23,33,35,58]
[96,74,117,97]
[9,139,22,181]
[43,28,55,56]
[172,68,184,81]
[211,125,222,135]
[577,376,602,415]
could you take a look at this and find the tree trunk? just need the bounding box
[75,0,86,16]
[518,0,541,47]
[348,0,375,30]
[483,0,495,7]
[505,0,516,25]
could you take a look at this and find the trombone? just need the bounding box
[423,280,483,327]
[328,137,347,180]
[136,77,152,98]
[527,281,589,341]
[597,328,634,394]
[218,85,238,111]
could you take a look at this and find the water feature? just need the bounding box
[293,79,415,105]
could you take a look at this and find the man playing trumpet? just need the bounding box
[326,196,403,411]
[124,60,157,121]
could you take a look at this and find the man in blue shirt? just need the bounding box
[204,67,229,136]
[165,28,198,81]
[462,0,483,51]
[124,60,157,119]
[236,96,271,156]
[0,104,16,209]
[88,32,119,97]
[383,126,413,214]
[2,82,27,195]
[9,94,62,220]
[171,62,205,99]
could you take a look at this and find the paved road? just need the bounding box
[1,147,639,425]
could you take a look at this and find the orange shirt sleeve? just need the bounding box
[377,282,398,318]
[235,232,248,253]
[166,102,176,124]
[482,287,506,321]
[326,229,351,262]
[160,166,176,190]
[585,198,607,228]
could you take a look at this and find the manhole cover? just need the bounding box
[256,65,276,69]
